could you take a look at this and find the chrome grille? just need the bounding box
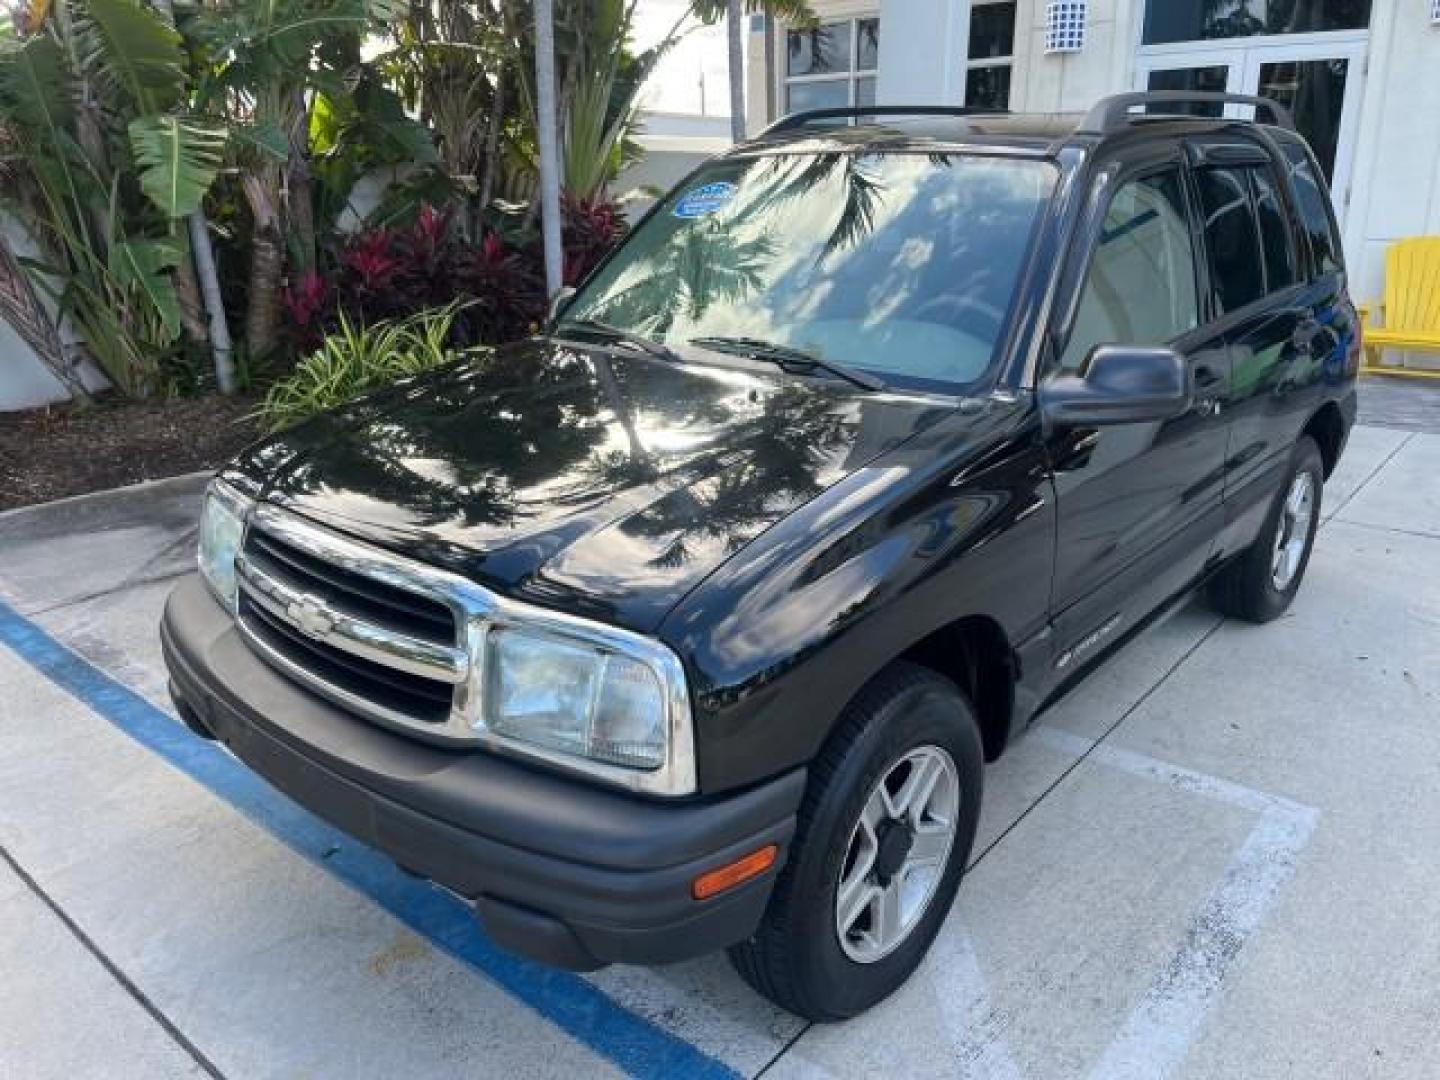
[235,505,479,744]
[229,503,699,794]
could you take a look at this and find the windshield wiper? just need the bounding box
[688,335,885,392]
[554,319,681,363]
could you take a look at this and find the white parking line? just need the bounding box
[1036,727,1319,1080]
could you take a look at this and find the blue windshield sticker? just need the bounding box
[672,181,737,219]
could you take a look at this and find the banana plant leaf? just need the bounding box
[78,0,188,112]
[128,114,227,218]
[108,236,183,342]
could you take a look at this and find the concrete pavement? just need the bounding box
[1,411,1437,1078]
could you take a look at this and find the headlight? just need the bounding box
[475,621,695,794]
[198,479,253,611]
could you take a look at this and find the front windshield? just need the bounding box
[564,151,1055,391]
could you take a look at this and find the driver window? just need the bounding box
[1060,169,1200,372]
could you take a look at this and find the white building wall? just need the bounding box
[875,0,970,105]
[1343,0,1440,304]
[1010,0,1141,113]
[0,215,104,412]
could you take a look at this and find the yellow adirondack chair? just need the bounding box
[1360,236,1440,379]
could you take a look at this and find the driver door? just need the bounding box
[1043,158,1231,676]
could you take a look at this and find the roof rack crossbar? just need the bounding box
[760,105,1007,137]
[1079,91,1295,135]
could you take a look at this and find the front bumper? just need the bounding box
[161,575,802,970]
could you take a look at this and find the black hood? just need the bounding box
[245,338,951,633]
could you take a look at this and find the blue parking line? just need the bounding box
[0,599,739,1080]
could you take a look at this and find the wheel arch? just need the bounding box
[1302,400,1346,479]
[892,614,1017,762]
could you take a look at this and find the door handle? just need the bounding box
[1192,364,1224,418]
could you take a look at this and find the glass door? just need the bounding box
[1134,36,1367,219]
[1139,62,1237,116]
[1241,40,1366,210]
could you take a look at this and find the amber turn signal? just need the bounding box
[691,844,779,901]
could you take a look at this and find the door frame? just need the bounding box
[1133,30,1368,222]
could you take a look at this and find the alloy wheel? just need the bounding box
[834,745,960,964]
[1271,471,1316,591]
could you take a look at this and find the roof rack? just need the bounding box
[760,105,1007,137]
[1079,91,1295,135]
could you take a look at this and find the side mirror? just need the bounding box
[1039,345,1192,427]
[547,286,577,329]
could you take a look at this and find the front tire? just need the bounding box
[1208,435,1324,623]
[728,662,984,1021]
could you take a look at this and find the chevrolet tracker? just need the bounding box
[162,94,1359,1020]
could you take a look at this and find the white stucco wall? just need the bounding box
[1342,3,1440,304]
[875,0,971,105]
[0,215,105,413]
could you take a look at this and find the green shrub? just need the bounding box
[257,307,467,432]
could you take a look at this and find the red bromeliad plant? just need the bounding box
[455,233,546,343]
[561,194,627,286]
[281,199,625,357]
[281,273,332,352]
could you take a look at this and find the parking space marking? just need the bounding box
[1036,728,1319,1080]
[0,597,737,1080]
[767,725,1318,1080]
[930,925,1027,1080]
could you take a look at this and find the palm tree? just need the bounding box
[0,0,232,396]
[690,0,815,142]
[726,0,743,141]
[146,0,235,393]
[184,0,422,360]
[532,0,563,296]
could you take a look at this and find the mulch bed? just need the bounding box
[0,393,261,512]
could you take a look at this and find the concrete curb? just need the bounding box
[0,470,214,523]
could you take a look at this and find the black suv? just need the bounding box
[163,93,1359,1020]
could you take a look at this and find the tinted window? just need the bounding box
[1251,166,1297,291]
[966,66,1011,110]
[1146,65,1229,117]
[1280,142,1342,274]
[969,2,1016,58]
[788,23,850,76]
[1143,0,1371,44]
[1197,167,1266,312]
[1061,170,1199,371]
[567,154,1057,391]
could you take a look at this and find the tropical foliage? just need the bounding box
[281,193,624,353]
[0,0,223,396]
[257,306,464,431]
[0,0,800,406]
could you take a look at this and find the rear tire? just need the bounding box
[1208,435,1324,624]
[728,662,983,1021]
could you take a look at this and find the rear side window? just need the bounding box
[1280,142,1342,275]
[1061,169,1200,371]
[1251,166,1298,292]
[1196,167,1265,313]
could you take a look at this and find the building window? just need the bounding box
[1142,0,1372,46]
[966,1,1016,110]
[785,18,879,114]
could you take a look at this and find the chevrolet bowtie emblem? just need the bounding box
[288,599,336,639]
